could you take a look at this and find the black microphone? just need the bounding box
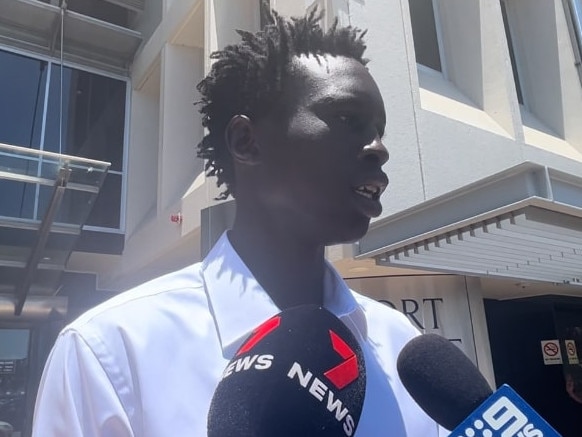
[397,333,561,436]
[207,305,366,437]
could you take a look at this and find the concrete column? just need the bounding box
[126,63,160,237]
[159,44,204,211]
[204,0,261,74]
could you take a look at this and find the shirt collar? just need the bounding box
[201,232,368,357]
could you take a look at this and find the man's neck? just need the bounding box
[228,217,326,310]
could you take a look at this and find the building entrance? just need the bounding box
[485,295,582,436]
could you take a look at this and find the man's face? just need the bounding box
[250,54,389,245]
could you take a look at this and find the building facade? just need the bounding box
[1,0,582,435]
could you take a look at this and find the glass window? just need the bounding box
[565,0,582,84]
[0,331,29,360]
[0,180,36,220]
[0,49,128,230]
[45,66,126,172]
[570,0,582,48]
[85,173,122,228]
[36,172,122,229]
[409,0,442,72]
[0,151,39,220]
[500,0,524,104]
[0,51,48,148]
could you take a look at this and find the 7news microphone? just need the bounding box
[207,305,366,437]
[397,333,562,437]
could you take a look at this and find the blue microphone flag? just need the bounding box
[449,384,561,437]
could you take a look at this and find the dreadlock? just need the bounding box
[196,4,369,199]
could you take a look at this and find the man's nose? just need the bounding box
[359,134,389,166]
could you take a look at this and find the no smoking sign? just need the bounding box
[541,340,563,365]
[565,339,579,365]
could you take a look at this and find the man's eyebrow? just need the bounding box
[312,93,371,106]
[312,94,387,122]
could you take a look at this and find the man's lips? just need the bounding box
[352,176,388,201]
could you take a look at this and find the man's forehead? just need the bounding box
[291,53,368,78]
[287,54,383,106]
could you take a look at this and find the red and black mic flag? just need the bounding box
[207,305,366,437]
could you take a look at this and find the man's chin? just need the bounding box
[325,219,371,246]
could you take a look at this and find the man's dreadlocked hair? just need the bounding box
[196,5,369,200]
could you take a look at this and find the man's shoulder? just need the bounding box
[65,261,210,338]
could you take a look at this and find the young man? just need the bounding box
[32,8,439,436]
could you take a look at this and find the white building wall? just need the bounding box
[348,0,427,212]
[344,0,582,216]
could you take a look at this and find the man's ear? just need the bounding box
[225,115,261,165]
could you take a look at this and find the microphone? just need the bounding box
[207,305,366,437]
[397,333,561,436]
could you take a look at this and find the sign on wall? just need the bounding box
[346,275,478,364]
[540,340,563,365]
[565,339,579,365]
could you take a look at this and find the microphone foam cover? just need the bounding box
[208,305,366,437]
[396,333,493,431]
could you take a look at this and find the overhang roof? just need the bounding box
[0,0,142,75]
[355,163,582,286]
[0,143,110,319]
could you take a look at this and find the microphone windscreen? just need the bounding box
[396,333,493,430]
[208,305,366,437]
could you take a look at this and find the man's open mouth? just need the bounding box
[354,184,385,201]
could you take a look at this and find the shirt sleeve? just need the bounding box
[32,329,134,437]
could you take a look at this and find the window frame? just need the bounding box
[563,0,582,86]
[499,0,530,110]
[409,0,448,78]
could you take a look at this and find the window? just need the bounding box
[0,48,127,230]
[564,0,582,85]
[568,0,582,49]
[0,52,47,149]
[500,0,524,104]
[409,0,443,72]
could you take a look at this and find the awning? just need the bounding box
[355,163,582,286]
[0,0,142,75]
[0,143,110,318]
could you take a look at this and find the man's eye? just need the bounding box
[337,114,355,123]
[337,113,364,130]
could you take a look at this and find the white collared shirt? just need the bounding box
[33,233,440,436]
